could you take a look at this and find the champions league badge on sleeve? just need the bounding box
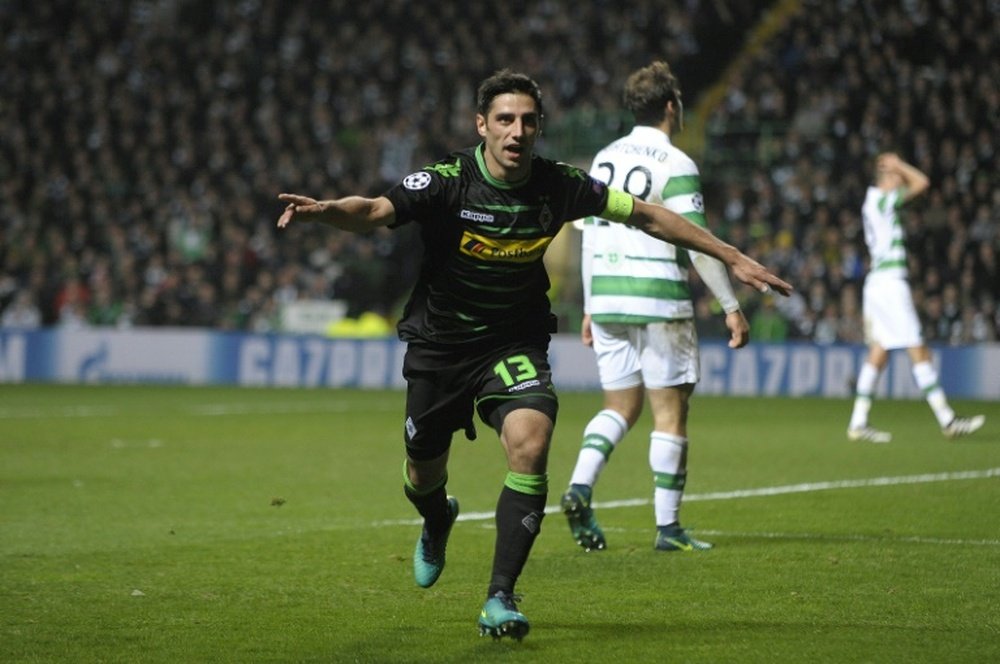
[692,192,704,213]
[403,171,432,190]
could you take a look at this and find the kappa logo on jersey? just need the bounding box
[460,231,552,263]
[402,171,432,190]
[459,209,496,223]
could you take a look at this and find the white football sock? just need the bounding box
[912,361,954,427]
[650,432,687,527]
[849,362,880,430]
[569,408,629,487]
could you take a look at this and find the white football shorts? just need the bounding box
[863,275,924,349]
[591,319,700,390]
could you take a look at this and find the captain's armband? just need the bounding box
[601,188,634,224]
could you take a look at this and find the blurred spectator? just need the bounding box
[1,290,42,329]
[749,296,789,342]
[87,282,123,327]
[812,302,840,345]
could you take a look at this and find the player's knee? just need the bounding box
[404,430,452,464]
[500,414,552,473]
[507,441,550,475]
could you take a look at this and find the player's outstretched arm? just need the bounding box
[627,198,793,296]
[277,193,396,232]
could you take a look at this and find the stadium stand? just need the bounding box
[701,0,998,343]
[1,0,996,344]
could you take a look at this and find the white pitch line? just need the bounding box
[373,467,1000,527]
[0,401,398,418]
[586,467,1000,510]
[0,405,121,419]
[691,529,1000,547]
[189,402,394,416]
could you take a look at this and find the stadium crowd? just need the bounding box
[702,0,999,344]
[1,0,997,345]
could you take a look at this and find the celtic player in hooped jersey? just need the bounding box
[277,69,790,641]
[846,152,984,443]
[562,61,750,554]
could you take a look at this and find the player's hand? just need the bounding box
[581,313,594,348]
[878,152,901,173]
[730,254,793,297]
[277,193,322,228]
[725,310,750,349]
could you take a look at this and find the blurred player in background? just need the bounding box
[562,61,749,553]
[847,152,984,443]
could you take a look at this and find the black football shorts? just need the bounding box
[401,339,559,461]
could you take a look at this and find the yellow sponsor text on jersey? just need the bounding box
[459,231,552,263]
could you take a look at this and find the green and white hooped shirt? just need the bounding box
[582,126,706,323]
[861,185,908,280]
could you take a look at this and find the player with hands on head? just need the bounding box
[847,151,984,443]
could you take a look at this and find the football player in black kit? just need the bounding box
[277,69,791,641]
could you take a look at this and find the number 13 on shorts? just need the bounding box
[493,354,538,387]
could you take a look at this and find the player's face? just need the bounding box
[476,92,540,182]
[877,167,902,189]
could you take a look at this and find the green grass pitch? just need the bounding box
[2,384,998,662]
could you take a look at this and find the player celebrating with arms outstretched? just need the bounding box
[277,69,791,641]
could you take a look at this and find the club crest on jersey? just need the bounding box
[403,171,432,190]
[538,203,554,232]
[597,248,623,270]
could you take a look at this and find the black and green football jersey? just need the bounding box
[384,144,611,346]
